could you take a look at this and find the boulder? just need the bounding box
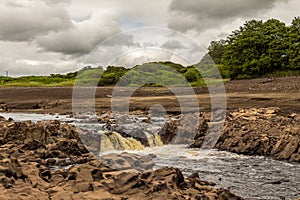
[159,113,208,145]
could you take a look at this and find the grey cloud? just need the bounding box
[35,13,121,55]
[0,0,73,41]
[101,33,138,47]
[161,39,185,49]
[43,0,70,5]
[168,0,288,32]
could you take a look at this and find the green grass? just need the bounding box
[0,76,75,87]
[266,70,300,78]
[6,61,288,88]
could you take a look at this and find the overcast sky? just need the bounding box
[0,0,299,76]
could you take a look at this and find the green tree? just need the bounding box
[184,68,200,82]
[207,39,226,64]
[222,19,289,79]
[287,17,300,69]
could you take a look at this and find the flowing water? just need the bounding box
[1,112,299,200]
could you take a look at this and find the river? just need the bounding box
[0,112,299,200]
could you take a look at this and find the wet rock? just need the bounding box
[46,158,57,166]
[98,111,114,123]
[159,117,180,144]
[160,113,208,145]
[64,171,77,181]
[290,153,300,162]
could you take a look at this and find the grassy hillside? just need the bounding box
[0,62,227,87]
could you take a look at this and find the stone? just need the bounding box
[101,152,156,172]
[278,140,299,160]
[159,114,208,145]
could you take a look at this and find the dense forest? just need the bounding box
[0,17,299,86]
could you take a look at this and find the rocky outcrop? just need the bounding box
[0,116,242,200]
[101,152,156,171]
[190,108,300,162]
[159,113,208,144]
[216,108,300,162]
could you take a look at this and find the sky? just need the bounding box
[0,0,299,76]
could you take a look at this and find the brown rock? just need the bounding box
[210,108,300,162]
[110,172,142,194]
[278,139,299,160]
[0,116,242,200]
[271,138,288,156]
[160,114,208,145]
[72,181,94,193]
[290,153,300,162]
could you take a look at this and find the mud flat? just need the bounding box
[0,77,299,114]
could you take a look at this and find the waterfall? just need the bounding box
[145,132,164,147]
[100,131,144,152]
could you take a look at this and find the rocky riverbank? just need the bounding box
[0,116,242,200]
[190,107,300,162]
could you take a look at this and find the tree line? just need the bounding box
[204,17,300,79]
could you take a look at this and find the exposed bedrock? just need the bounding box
[0,116,242,200]
[190,107,300,162]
